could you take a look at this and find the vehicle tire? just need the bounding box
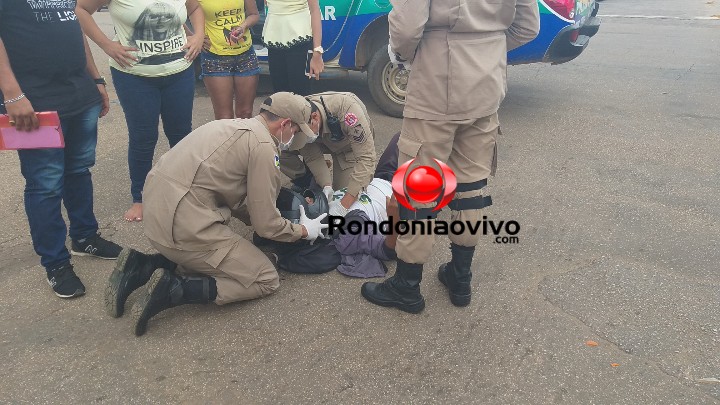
[367,45,408,118]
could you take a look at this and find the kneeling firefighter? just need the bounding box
[103,92,329,336]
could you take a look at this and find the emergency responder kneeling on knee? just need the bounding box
[278,92,378,218]
[104,92,328,336]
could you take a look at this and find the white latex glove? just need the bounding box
[323,185,334,203]
[299,205,328,244]
[387,44,412,71]
[329,199,350,217]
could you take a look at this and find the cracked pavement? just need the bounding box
[0,0,718,403]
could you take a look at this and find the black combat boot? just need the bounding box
[105,248,177,318]
[361,260,425,314]
[131,269,216,336]
[438,243,475,307]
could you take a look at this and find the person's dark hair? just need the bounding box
[310,101,320,115]
[307,100,320,124]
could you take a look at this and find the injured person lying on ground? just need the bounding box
[254,132,403,277]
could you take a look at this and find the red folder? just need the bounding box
[0,112,64,150]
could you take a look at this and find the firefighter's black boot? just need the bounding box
[438,243,475,307]
[361,260,425,313]
[131,269,216,336]
[105,248,177,318]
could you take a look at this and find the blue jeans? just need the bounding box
[18,103,102,272]
[110,66,194,203]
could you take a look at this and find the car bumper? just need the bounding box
[543,3,601,65]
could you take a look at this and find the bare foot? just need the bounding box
[124,203,143,222]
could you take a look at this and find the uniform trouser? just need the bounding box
[395,114,499,264]
[150,237,279,305]
[279,151,354,190]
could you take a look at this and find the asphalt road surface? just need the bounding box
[0,0,718,403]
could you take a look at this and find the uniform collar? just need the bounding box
[255,116,280,148]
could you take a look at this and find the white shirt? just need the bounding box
[332,178,393,223]
[262,0,312,48]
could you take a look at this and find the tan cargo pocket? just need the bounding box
[213,206,232,225]
[204,244,233,269]
[447,35,506,114]
[397,135,422,160]
[335,150,356,171]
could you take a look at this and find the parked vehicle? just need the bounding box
[250,0,601,117]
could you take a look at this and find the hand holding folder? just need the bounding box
[0,112,64,150]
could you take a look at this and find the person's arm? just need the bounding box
[226,0,260,47]
[230,200,252,225]
[388,0,430,64]
[307,0,323,79]
[0,38,38,131]
[506,0,540,51]
[82,34,109,118]
[339,106,377,207]
[183,0,205,61]
[333,209,395,260]
[301,142,333,189]
[383,195,399,251]
[247,143,305,242]
[76,0,139,68]
[242,0,260,29]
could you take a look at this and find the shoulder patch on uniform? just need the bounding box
[344,112,359,127]
[351,126,366,143]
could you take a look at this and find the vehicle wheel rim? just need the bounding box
[381,61,408,105]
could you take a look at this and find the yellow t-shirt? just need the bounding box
[199,0,253,55]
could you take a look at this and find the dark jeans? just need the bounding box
[267,42,312,96]
[18,103,102,272]
[110,66,194,203]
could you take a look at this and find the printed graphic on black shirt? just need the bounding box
[25,0,78,23]
[130,1,185,65]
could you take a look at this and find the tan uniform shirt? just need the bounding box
[144,118,304,253]
[298,92,377,197]
[389,0,540,120]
